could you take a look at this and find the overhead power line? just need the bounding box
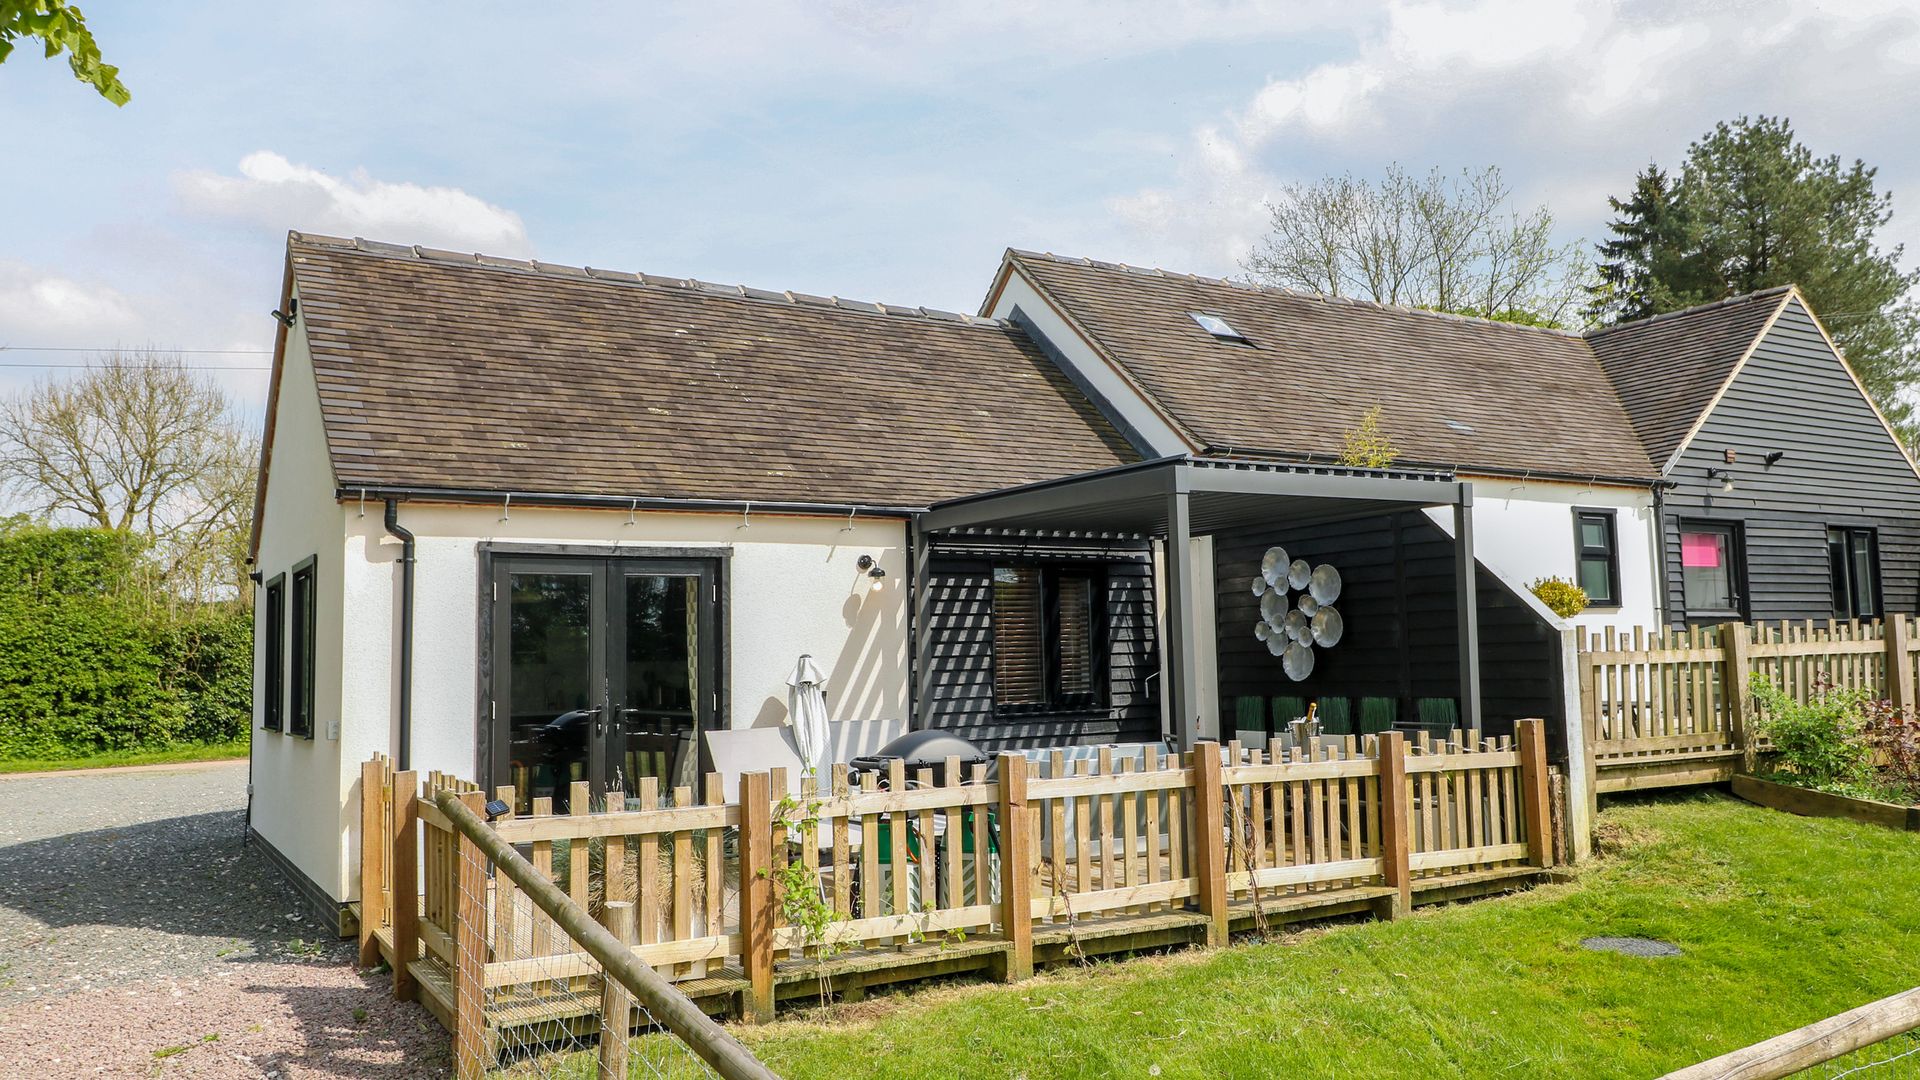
[0,362,272,371]
[0,346,272,354]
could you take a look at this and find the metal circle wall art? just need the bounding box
[1251,547,1345,682]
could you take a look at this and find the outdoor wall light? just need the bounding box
[1705,467,1735,493]
[857,554,887,587]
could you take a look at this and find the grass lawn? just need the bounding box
[0,738,249,775]
[580,791,1920,1079]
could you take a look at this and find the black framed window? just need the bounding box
[288,557,317,739]
[992,565,1102,714]
[1572,509,1620,607]
[262,574,285,732]
[1679,522,1744,618]
[1828,527,1879,619]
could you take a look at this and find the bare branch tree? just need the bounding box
[1244,164,1590,328]
[0,350,256,603]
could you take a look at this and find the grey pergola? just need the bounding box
[912,456,1481,748]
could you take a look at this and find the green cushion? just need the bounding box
[1271,696,1308,728]
[1358,697,1397,734]
[1314,697,1352,734]
[1234,696,1268,733]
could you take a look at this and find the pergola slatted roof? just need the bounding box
[910,456,1482,747]
[919,455,1469,536]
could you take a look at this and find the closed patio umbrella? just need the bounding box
[787,654,831,778]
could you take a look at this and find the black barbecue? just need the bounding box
[849,729,992,786]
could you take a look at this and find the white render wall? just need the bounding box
[1427,478,1661,631]
[317,503,912,902]
[249,306,351,905]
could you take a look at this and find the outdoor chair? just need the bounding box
[1358,696,1397,734]
[1415,697,1460,738]
[1314,696,1352,734]
[1272,695,1309,731]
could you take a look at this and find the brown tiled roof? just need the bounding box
[1004,252,1661,481]
[1586,287,1793,469]
[284,234,1138,508]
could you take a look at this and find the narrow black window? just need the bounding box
[1572,509,1620,607]
[289,557,317,739]
[992,565,1102,713]
[1679,522,1743,618]
[262,574,285,732]
[1828,527,1879,619]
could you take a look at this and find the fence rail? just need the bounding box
[1579,616,1918,795]
[360,721,1556,1069]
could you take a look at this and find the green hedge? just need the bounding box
[0,525,252,760]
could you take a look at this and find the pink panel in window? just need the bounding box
[1681,533,1722,568]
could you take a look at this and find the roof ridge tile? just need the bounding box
[1583,285,1796,338]
[1007,248,1585,338]
[287,231,1018,331]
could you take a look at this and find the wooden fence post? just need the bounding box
[1374,732,1412,918]
[598,900,637,1078]
[1721,621,1754,774]
[1578,633,1602,829]
[739,771,775,1023]
[390,770,419,1002]
[1887,615,1915,715]
[1188,741,1229,946]
[995,752,1034,980]
[1516,719,1554,869]
[358,757,388,968]
[452,790,489,1080]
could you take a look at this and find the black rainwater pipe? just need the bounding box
[383,499,415,770]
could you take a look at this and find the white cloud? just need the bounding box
[1109,0,1920,275]
[174,151,532,256]
[0,263,141,340]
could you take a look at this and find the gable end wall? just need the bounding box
[1660,298,1920,625]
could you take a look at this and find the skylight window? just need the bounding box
[1444,419,1477,435]
[1189,311,1250,344]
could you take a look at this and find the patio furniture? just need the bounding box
[1234,695,1268,740]
[1415,696,1460,736]
[1358,696,1397,734]
[1315,696,1352,734]
[1272,695,1309,730]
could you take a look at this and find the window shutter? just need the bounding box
[1056,574,1095,698]
[993,567,1046,706]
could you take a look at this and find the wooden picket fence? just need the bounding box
[1577,616,1919,795]
[359,721,1554,1059]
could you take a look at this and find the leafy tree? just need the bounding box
[1244,164,1588,328]
[0,351,257,603]
[1588,164,1716,322]
[0,0,127,104]
[1593,117,1919,429]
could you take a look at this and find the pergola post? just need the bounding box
[1453,485,1482,732]
[1165,489,1206,746]
[908,518,932,731]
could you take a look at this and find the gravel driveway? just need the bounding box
[0,759,450,1078]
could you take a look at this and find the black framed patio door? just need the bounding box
[491,556,718,814]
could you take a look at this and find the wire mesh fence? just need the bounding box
[455,845,722,1079]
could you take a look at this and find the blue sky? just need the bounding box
[3,0,1918,415]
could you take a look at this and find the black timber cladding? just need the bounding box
[921,539,1159,751]
[1659,298,1920,625]
[1212,512,1566,757]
